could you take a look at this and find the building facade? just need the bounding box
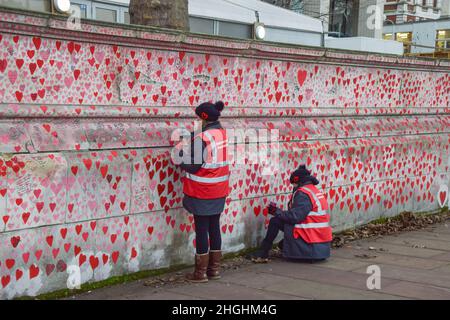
[326,0,385,38]
[442,0,450,17]
[269,0,386,39]
[262,0,332,31]
[383,17,450,54]
[384,0,445,24]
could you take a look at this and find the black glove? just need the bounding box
[268,202,278,216]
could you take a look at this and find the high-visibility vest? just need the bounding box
[182,128,230,199]
[290,184,333,244]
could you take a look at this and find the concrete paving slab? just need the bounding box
[430,252,450,262]
[165,280,307,300]
[352,263,450,289]
[124,291,202,300]
[403,230,450,242]
[345,240,446,258]
[380,281,450,300]
[217,270,299,290]
[263,277,406,300]
[301,256,372,271]
[74,289,198,300]
[429,264,450,274]
[332,247,449,270]
[430,224,450,234]
[373,235,450,252]
[66,280,149,300]
[252,260,401,291]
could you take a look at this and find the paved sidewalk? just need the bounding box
[69,221,450,300]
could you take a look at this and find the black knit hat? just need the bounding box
[195,101,224,122]
[290,164,319,185]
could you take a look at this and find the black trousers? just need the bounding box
[193,214,222,254]
[262,216,285,250]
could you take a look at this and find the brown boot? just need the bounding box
[207,250,222,280]
[186,253,209,283]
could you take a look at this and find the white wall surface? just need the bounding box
[265,27,322,46]
[325,37,404,55]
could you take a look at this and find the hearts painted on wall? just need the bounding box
[0,34,449,110]
[438,185,449,208]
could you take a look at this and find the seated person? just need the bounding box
[248,165,332,263]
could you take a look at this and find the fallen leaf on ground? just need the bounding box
[332,211,449,248]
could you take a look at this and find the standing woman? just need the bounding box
[175,101,230,283]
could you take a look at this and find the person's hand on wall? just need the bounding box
[268,202,278,216]
[171,139,186,166]
[173,138,188,150]
[170,129,192,166]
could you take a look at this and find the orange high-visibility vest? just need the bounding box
[290,184,333,244]
[183,128,230,199]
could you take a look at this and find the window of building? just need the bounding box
[217,21,252,39]
[70,1,129,24]
[437,29,450,40]
[383,33,394,40]
[71,3,87,19]
[0,0,50,12]
[329,0,357,37]
[189,17,215,35]
[436,29,450,50]
[70,1,92,19]
[189,17,252,40]
[95,7,116,23]
[396,32,412,53]
[92,3,123,23]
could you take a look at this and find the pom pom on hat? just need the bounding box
[289,164,319,185]
[214,101,224,112]
[195,101,224,121]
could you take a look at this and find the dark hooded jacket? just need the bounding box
[178,121,227,216]
[275,180,331,260]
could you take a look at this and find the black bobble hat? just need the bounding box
[290,164,319,185]
[195,101,224,121]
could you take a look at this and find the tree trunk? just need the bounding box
[261,0,293,9]
[129,0,189,31]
